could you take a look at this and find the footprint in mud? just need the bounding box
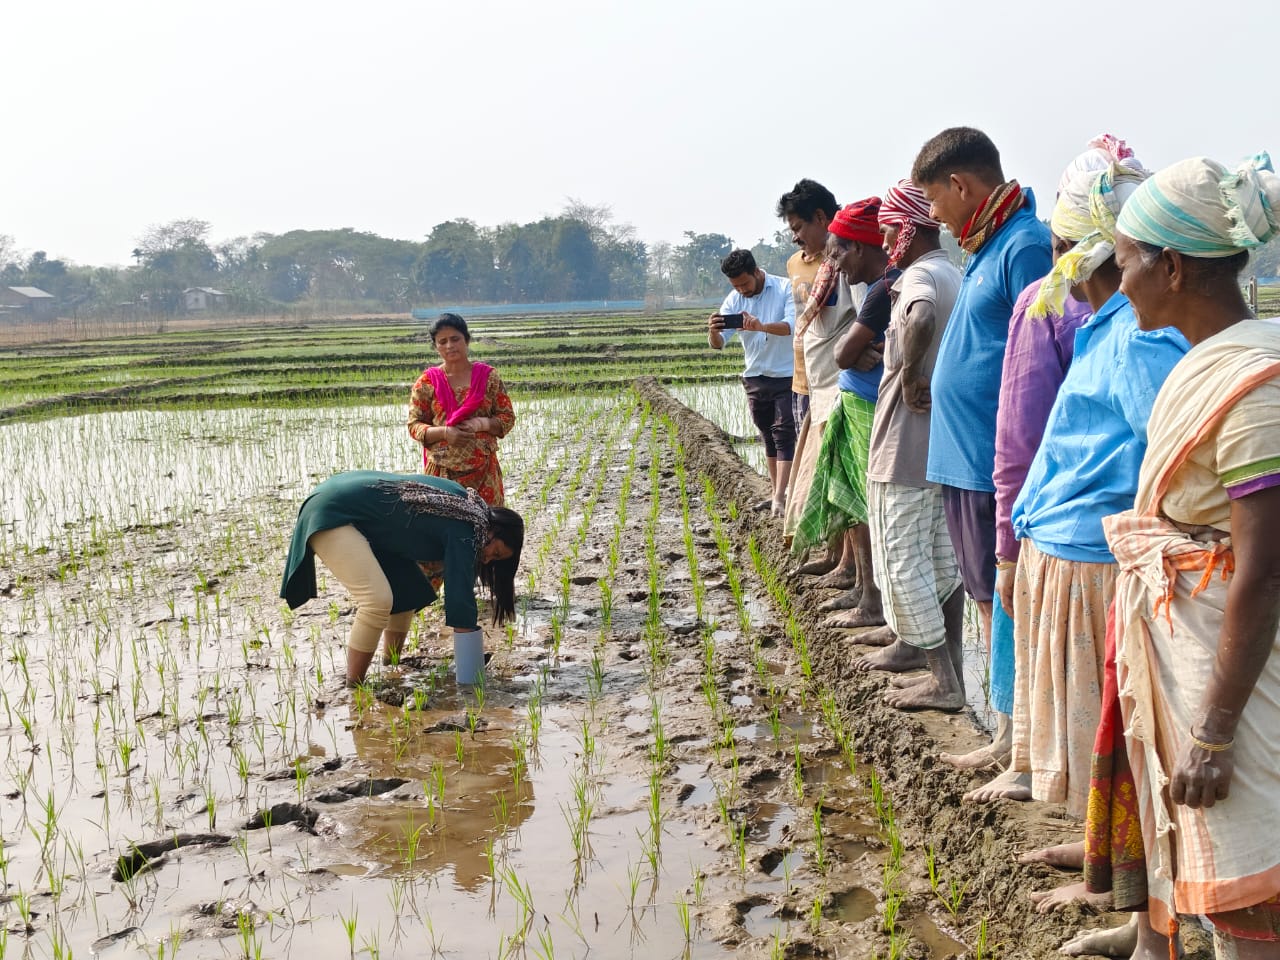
[262,756,342,781]
[244,802,319,831]
[312,777,410,804]
[113,833,232,881]
[91,926,142,951]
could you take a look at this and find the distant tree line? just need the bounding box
[0,201,802,318]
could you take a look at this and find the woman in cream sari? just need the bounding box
[1095,153,1280,958]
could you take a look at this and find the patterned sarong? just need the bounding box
[1084,603,1149,912]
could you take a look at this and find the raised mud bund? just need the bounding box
[0,383,1139,959]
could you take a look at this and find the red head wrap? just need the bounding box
[828,198,883,246]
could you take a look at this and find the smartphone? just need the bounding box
[717,313,744,329]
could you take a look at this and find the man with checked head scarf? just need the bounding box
[851,179,971,711]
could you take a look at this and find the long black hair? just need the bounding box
[479,506,524,625]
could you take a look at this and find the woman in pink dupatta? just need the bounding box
[408,313,515,506]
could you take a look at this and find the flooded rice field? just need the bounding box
[0,392,963,960]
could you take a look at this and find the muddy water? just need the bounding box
[1,393,953,959]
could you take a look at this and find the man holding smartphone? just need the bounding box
[708,249,796,516]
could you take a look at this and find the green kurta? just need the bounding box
[280,471,481,627]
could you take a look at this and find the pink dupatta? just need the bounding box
[423,362,494,466]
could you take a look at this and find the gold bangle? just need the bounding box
[1190,730,1234,752]
[996,560,1016,570]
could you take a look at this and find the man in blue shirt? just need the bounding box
[910,127,1052,770]
[708,249,796,515]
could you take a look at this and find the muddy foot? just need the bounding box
[814,568,859,591]
[1020,841,1085,870]
[889,672,932,688]
[794,556,838,576]
[826,607,887,629]
[1031,881,1112,915]
[853,638,926,673]
[1060,915,1138,957]
[884,677,965,712]
[940,742,1011,772]
[853,625,896,647]
[819,587,862,612]
[964,769,1032,803]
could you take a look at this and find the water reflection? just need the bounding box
[348,702,535,892]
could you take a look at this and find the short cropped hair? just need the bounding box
[912,127,1004,187]
[775,179,839,222]
[720,249,757,279]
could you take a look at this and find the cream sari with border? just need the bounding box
[1103,318,1280,918]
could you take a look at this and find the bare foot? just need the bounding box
[819,586,861,611]
[794,555,838,576]
[940,744,1007,772]
[853,639,926,673]
[885,677,965,712]
[826,607,887,629]
[854,625,896,647]
[1030,881,1112,915]
[815,567,858,591]
[1020,841,1085,870]
[889,672,932,688]
[964,768,1032,803]
[1060,915,1139,957]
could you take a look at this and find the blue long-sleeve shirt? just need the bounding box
[1011,293,1190,562]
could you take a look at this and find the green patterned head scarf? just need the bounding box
[1115,152,1280,258]
[1029,163,1151,319]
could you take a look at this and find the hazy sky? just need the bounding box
[4,0,1274,266]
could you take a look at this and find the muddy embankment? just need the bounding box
[638,377,1161,960]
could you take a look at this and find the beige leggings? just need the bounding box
[309,525,415,653]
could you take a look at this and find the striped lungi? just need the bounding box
[867,479,961,649]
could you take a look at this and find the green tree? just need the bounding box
[673,231,734,297]
[415,219,495,303]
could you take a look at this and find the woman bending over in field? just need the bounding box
[280,471,524,685]
[408,313,515,506]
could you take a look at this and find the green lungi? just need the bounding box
[792,390,875,553]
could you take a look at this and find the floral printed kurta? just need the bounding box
[407,367,515,506]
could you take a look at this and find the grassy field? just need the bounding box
[0,309,741,423]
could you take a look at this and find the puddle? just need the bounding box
[746,801,793,844]
[909,910,969,958]
[743,902,792,940]
[833,886,878,923]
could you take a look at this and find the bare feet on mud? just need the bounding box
[1060,914,1139,957]
[819,586,861,611]
[1020,841,1085,870]
[889,672,931,688]
[942,713,1012,771]
[852,625,896,646]
[940,743,1008,771]
[853,638,926,673]
[964,768,1032,803]
[825,607,886,629]
[794,555,838,576]
[1030,881,1112,915]
[884,676,965,712]
[814,567,858,591]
